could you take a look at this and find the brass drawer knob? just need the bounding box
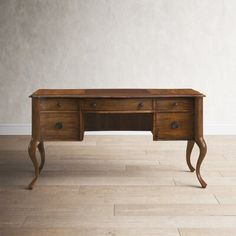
[54,122,63,129]
[173,102,178,106]
[91,102,97,108]
[171,121,179,129]
[57,102,62,108]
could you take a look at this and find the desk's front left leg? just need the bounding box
[28,139,39,190]
[195,137,207,188]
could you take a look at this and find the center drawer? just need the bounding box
[83,99,152,111]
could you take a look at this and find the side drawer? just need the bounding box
[83,99,152,111]
[40,113,79,140]
[156,98,193,112]
[40,98,78,111]
[155,113,194,140]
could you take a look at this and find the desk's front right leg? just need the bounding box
[28,139,39,190]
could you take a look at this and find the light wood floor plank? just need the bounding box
[179,228,236,236]
[0,228,179,236]
[0,204,114,217]
[115,204,236,216]
[22,215,236,228]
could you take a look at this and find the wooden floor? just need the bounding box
[0,135,236,236]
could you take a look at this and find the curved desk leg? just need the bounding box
[186,140,195,172]
[38,141,45,174]
[195,137,207,188]
[28,139,39,190]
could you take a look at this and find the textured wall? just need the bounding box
[0,0,236,132]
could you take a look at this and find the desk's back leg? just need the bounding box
[195,137,207,188]
[38,140,45,174]
[186,140,195,172]
[28,139,39,190]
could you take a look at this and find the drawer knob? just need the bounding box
[91,102,97,108]
[171,121,179,129]
[173,102,178,106]
[54,122,63,129]
[138,102,144,108]
[57,102,62,108]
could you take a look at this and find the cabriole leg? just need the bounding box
[186,140,195,172]
[38,140,45,174]
[28,139,39,190]
[195,137,207,188]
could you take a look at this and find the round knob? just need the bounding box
[91,102,97,108]
[171,121,179,129]
[173,102,178,106]
[57,102,62,108]
[138,102,144,108]
[54,122,63,129]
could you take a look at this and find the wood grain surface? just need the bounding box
[30,89,205,98]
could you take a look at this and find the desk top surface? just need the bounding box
[31,89,205,98]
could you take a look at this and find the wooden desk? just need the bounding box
[28,89,207,189]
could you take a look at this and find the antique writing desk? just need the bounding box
[28,89,207,189]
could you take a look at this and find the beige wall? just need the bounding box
[0,0,236,134]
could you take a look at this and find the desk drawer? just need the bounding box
[83,99,152,111]
[156,98,193,112]
[40,98,78,111]
[40,113,79,140]
[156,113,194,140]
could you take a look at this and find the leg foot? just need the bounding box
[28,139,39,190]
[195,137,207,188]
[186,140,195,172]
[38,141,45,174]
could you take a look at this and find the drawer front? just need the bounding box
[40,98,78,111]
[156,113,194,140]
[156,98,193,112]
[40,113,79,140]
[83,99,152,111]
